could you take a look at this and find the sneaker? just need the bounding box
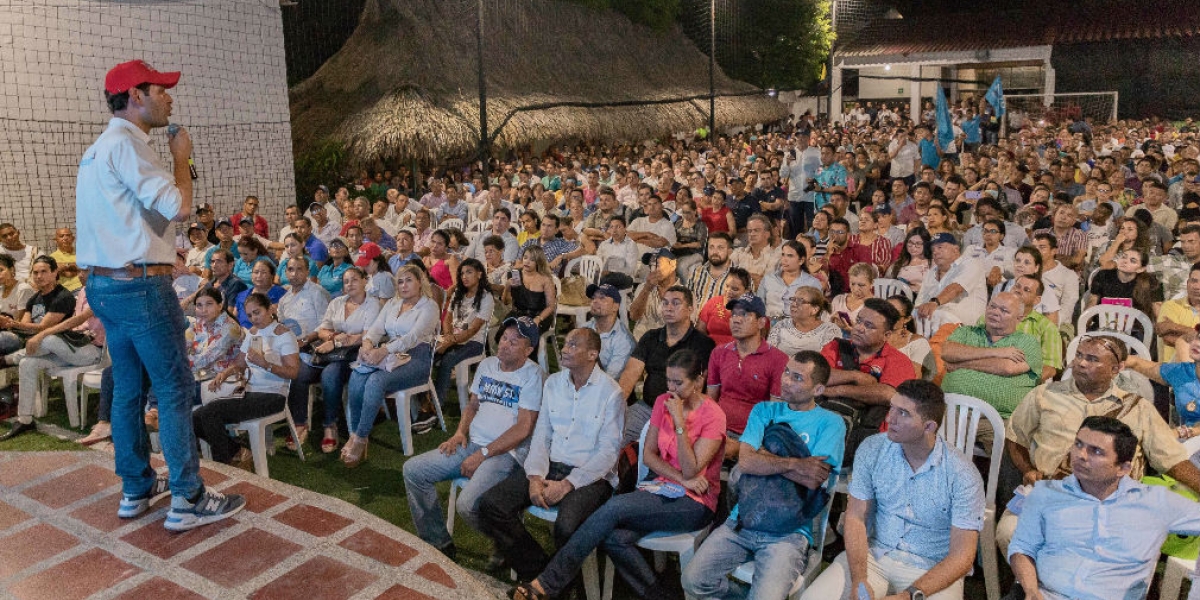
[164,489,247,532]
[117,474,171,519]
[411,412,437,434]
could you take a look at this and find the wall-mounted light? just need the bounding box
[884,64,891,71]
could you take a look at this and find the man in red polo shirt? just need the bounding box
[706,293,789,460]
[825,216,871,295]
[820,297,916,463]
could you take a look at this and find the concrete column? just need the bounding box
[831,63,844,123]
[1043,58,1056,107]
[910,64,922,122]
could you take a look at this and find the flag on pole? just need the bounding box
[935,85,953,151]
[985,75,1005,117]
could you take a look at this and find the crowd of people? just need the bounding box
[7,99,1200,599]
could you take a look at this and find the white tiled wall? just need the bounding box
[0,0,296,248]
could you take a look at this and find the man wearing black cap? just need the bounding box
[183,221,213,276]
[194,202,219,245]
[583,283,635,379]
[76,60,245,530]
[201,218,240,278]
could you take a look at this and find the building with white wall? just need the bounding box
[0,0,295,248]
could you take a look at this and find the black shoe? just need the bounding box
[0,420,36,441]
[437,542,457,561]
[411,412,437,434]
[486,551,508,571]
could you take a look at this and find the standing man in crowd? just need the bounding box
[781,133,821,238]
[75,60,244,530]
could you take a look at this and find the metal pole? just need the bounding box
[827,0,836,121]
[700,0,710,137]
[477,0,490,185]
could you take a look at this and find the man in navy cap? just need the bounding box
[915,233,987,326]
[76,60,245,530]
[631,248,679,340]
[583,283,635,379]
[706,293,789,460]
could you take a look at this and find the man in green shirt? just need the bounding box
[1011,274,1064,382]
[941,292,1043,420]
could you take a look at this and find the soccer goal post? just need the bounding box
[1003,91,1119,126]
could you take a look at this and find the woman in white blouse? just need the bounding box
[433,258,494,411]
[196,292,302,468]
[886,295,934,379]
[342,264,440,466]
[288,268,382,454]
[766,286,842,357]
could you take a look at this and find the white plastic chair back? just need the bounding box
[440,218,464,232]
[1075,304,1154,348]
[915,311,947,338]
[940,393,1005,600]
[873,278,915,301]
[1064,332,1150,363]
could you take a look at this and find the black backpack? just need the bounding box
[734,422,829,534]
[817,338,890,468]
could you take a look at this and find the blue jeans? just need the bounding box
[433,341,484,411]
[345,342,432,438]
[289,359,353,428]
[787,201,814,241]
[0,331,21,356]
[682,520,811,600]
[539,490,712,597]
[87,274,201,508]
[401,442,521,550]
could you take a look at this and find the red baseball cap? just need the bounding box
[105,60,181,94]
[354,242,382,268]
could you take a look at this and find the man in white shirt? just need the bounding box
[403,317,543,559]
[308,201,341,245]
[915,234,987,326]
[277,257,330,338]
[887,129,922,185]
[0,223,38,283]
[597,216,641,279]
[627,194,677,262]
[477,327,625,584]
[466,208,520,264]
[780,134,822,238]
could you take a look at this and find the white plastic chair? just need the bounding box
[565,255,604,286]
[446,476,469,534]
[1076,304,1154,348]
[35,343,109,428]
[873,278,915,301]
[198,381,308,480]
[77,369,104,431]
[453,353,485,414]
[386,338,446,456]
[941,393,1005,600]
[915,310,948,338]
[729,473,839,599]
[1159,554,1193,600]
[601,422,714,600]
[468,220,490,235]
[1065,332,1151,363]
[440,218,465,233]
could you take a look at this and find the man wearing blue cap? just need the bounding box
[583,283,635,379]
[915,233,987,326]
[403,316,543,560]
[707,293,789,460]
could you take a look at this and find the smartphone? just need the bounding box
[965,191,982,201]
[509,269,522,286]
[838,311,852,324]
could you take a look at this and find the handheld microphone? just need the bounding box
[166,123,199,180]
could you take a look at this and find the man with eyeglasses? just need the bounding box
[996,334,1200,555]
[706,294,789,460]
[683,351,845,600]
[915,234,987,326]
[825,217,870,296]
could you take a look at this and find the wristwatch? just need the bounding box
[480,446,491,458]
[334,339,342,348]
[905,585,925,600]
[675,426,685,435]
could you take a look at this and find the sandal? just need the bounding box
[509,581,548,600]
[341,435,369,468]
[285,425,309,452]
[321,428,338,454]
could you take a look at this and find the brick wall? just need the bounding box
[0,0,295,249]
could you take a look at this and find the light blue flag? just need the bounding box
[985,75,1005,117]
[935,86,953,150]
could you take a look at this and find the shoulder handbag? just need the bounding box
[558,275,590,306]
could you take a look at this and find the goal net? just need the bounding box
[1003,92,1119,128]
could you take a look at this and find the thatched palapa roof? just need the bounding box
[289,0,788,164]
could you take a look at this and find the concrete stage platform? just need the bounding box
[0,451,501,600]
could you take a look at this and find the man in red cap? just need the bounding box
[75,60,245,531]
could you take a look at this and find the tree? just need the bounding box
[728,0,832,91]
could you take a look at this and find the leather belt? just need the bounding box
[88,264,174,279]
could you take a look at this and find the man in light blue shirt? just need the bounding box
[780,134,822,238]
[582,283,635,379]
[800,380,985,600]
[1010,416,1200,600]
